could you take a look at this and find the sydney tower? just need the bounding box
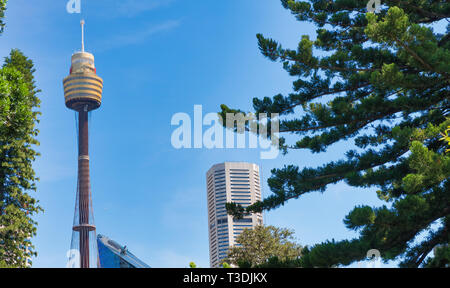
[63,20,103,268]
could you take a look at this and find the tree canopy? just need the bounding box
[0,0,6,34]
[222,0,450,267]
[225,225,302,268]
[0,0,42,267]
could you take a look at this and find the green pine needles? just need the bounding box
[222,1,450,267]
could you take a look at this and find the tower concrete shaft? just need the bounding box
[77,110,93,268]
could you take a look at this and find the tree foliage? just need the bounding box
[0,0,6,34]
[221,0,450,267]
[441,125,450,152]
[222,262,231,268]
[424,244,450,267]
[0,2,41,267]
[225,225,302,268]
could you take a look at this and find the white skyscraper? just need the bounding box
[206,162,263,267]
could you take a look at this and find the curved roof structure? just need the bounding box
[97,234,150,268]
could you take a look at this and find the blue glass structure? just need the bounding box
[97,234,150,268]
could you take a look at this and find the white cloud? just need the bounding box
[96,20,180,51]
[94,0,175,18]
[115,0,174,17]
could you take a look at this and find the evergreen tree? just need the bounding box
[0,1,42,267]
[221,1,450,267]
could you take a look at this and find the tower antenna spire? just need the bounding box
[81,19,85,52]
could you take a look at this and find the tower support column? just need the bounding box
[77,109,93,268]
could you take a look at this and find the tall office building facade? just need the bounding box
[206,162,263,267]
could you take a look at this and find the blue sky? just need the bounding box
[0,0,404,268]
